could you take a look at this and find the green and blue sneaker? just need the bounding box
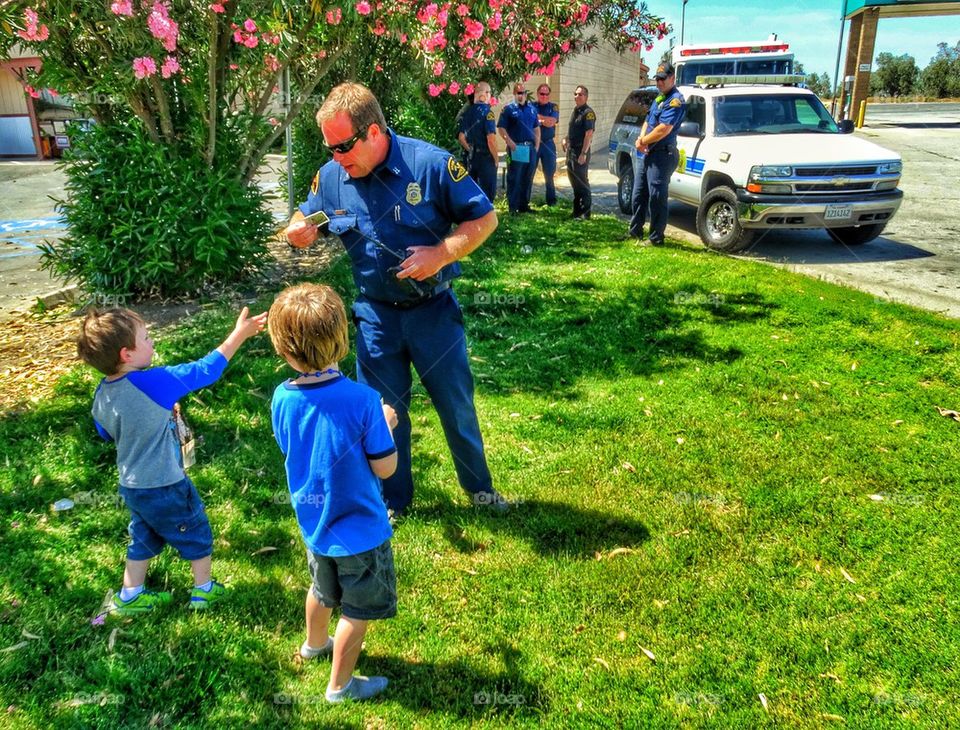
[109,589,172,616]
[189,580,228,611]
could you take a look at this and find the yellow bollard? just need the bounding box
[856,100,866,129]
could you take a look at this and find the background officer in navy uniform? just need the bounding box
[456,81,499,202]
[629,62,686,245]
[497,82,540,214]
[285,82,508,517]
[561,85,596,220]
[534,83,560,206]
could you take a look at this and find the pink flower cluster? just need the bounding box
[147,2,179,52]
[17,8,49,42]
[209,3,226,13]
[326,8,342,25]
[232,18,260,48]
[132,56,157,79]
[161,56,180,78]
[355,1,372,15]
[110,0,134,17]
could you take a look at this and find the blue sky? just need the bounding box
[644,0,960,78]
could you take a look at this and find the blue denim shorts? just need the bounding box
[307,540,397,620]
[119,477,213,561]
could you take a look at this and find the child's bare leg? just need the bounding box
[122,559,150,588]
[306,590,333,648]
[189,555,212,586]
[328,616,369,691]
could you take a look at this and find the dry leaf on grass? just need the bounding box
[597,547,637,560]
[936,406,960,422]
[639,646,656,662]
[621,462,636,473]
[759,693,769,711]
[593,657,610,670]
[251,546,278,556]
[840,568,856,584]
[1,641,29,653]
[21,630,40,640]
[108,628,119,652]
[821,713,845,722]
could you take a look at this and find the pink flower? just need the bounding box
[209,3,226,13]
[355,1,372,15]
[464,18,483,40]
[326,8,342,24]
[228,63,239,70]
[432,60,445,76]
[132,56,158,79]
[264,53,281,72]
[560,41,570,52]
[524,51,539,64]
[160,55,180,78]
[148,8,179,52]
[399,33,408,43]
[456,4,469,15]
[490,96,498,106]
[16,8,50,42]
[464,83,475,96]
[244,34,259,48]
[243,18,257,32]
[23,84,40,99]
[428,83,446,97]
[110,0,134,17]
[487,12,501,31]
[269,117,280,127]
[449,81,460,94]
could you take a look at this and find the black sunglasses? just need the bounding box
[324,126,368,154]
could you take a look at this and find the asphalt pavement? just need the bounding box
[1,102,958,320]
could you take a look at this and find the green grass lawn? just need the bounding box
[1,205,958,728]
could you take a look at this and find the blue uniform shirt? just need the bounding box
[300,130,493,304]
[497,100,539,144]
[645,87,686,149]
[536,101,560,143]
[459,102,496,152]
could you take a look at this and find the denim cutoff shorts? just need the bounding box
[119,477,213,561]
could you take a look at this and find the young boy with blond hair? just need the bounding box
[78,306,267,615]
[268,283,398,703]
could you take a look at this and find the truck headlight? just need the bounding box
[878,161,902,174]
[749,165,793,180]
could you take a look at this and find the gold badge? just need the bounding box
[586,111,596,121]
[310,173,319,195]
[406,182,422,205]
[670,98,682,108]
[446,157,468,183]
[486,110,495,121]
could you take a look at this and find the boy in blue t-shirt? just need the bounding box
[78,305,267,616]
[269,283,398,704]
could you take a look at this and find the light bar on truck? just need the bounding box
[680,43,790,57]
[694,74,806,87]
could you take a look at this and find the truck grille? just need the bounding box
[795,182,875,193]
[795,165,877,177]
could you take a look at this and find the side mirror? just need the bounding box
[678,121,702,138]
[837,119,854,134]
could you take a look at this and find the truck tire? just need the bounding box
[696,186,756,252]
[617,161,634,215]
[826,223,886,246]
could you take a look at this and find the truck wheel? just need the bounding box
[826,223,886,246]
[696,186,755,252]
[617,162,634,215]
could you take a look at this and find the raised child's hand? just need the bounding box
[233,306,268,341]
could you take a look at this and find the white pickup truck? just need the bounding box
[608,76,903,251]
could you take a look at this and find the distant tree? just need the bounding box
[871,52,919,97]
[805,72,832,98]
[920,41,960,98]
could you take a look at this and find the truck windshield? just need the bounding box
[677,58,792,85]
[713,94,839,136]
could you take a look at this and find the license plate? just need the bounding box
[824,204,852,221]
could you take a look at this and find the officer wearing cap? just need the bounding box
[284,82,508,517]
[561,85,596,220]
[497,83,540,214]
[534,83,560,206]
[457,81,499,202]
[629,62,686,245]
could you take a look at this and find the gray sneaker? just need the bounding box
[325,675,389,703]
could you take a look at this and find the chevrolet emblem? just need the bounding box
[832,177,850,186]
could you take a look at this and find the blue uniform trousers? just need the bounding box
[629,145,677,243]
[352,291,492,514]
[536,140,557,205]
[469,154,498,203]
[506,143,535,212]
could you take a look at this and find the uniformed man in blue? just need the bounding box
[285,83,508,517]
[456,81,498,202]
[629,62,686,245]
[561,85,596,220]
[534,83,560,206]
[497,82,540,214]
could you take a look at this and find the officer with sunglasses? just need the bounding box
[284,83,509,518]
[497,83,540,214]
[534,84,560,207]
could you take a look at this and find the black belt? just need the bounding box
[649,144,677,154]
[371,281,451,310]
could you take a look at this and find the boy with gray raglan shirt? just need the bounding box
[78,305,266,616]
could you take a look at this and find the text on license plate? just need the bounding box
[824,204,852,221]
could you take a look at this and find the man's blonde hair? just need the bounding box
[316,82,387,135]
[269,284,349,371]
[77,308,144,376]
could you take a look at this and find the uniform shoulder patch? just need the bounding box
[447,156,469,183]
[585,111,596,121]
[669,98,682,108]
[486,110,495,121]
[310,173,319,196]
[552,103,559,113]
